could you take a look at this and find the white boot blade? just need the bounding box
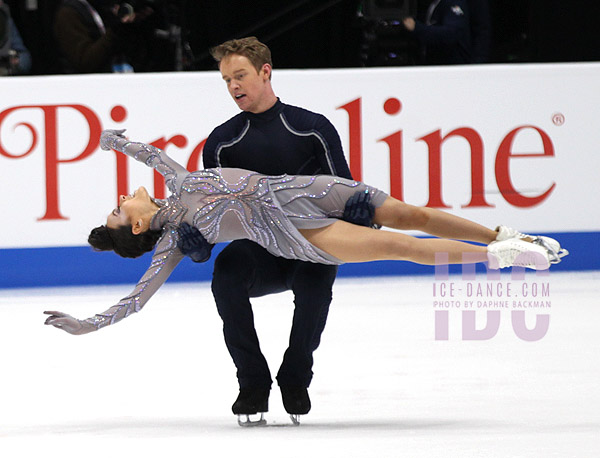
[534,238,569,264]
[237,412,267,427]
[548,248,569,264]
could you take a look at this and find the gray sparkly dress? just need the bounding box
[84,130,388,330]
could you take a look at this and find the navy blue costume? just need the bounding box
[413,0,472,64]
[202,99,352,390]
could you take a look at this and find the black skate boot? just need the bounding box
[232,387,269,427]
[280,386,311,426]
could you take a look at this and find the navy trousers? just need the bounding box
[211,239,337,389]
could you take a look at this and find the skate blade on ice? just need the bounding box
[237,412,267,427]
[289,414,301,426]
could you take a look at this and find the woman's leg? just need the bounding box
[373,196,498,244]
[299,221,489,265]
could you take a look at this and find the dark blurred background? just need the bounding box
[3,0,600,75]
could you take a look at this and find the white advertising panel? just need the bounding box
[1,63,599,251]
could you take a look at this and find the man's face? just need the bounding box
[219,54,271,114]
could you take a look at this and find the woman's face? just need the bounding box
[106,186,153,230]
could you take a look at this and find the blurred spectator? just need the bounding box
[403,0,472,65]
[527,0,600,63]
[53,0,159,73]
[0,0,32,75]
[467,0,491,63]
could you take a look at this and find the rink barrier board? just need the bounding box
[0,232,596,289]
[2,64,600,250]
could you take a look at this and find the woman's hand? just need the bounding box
[100,129,127,151]
[44,311,95,335]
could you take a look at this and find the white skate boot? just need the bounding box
[495,226,568,264]
[487,239,551,270]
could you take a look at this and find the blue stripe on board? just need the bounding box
[0,232,597,289]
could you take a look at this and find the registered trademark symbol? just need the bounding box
[552,112,565,126]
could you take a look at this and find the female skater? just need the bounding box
[44,130,565,335]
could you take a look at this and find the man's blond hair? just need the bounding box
[210,37,273,77]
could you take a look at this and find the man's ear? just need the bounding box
[261,63,272,80]
[132,218,144,235]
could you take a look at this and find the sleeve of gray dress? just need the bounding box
[43,131,189,334]
[44,229,184,334]
[100,129,190,193]
[82,230,184,331]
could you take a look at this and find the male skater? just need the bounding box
[178,37,373,425]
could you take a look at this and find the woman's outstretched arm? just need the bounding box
[44,230,184,335]
[100,129,190,194]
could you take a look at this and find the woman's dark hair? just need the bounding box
[88,225,162,258]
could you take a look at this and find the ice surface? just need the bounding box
[1,271,598,457]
